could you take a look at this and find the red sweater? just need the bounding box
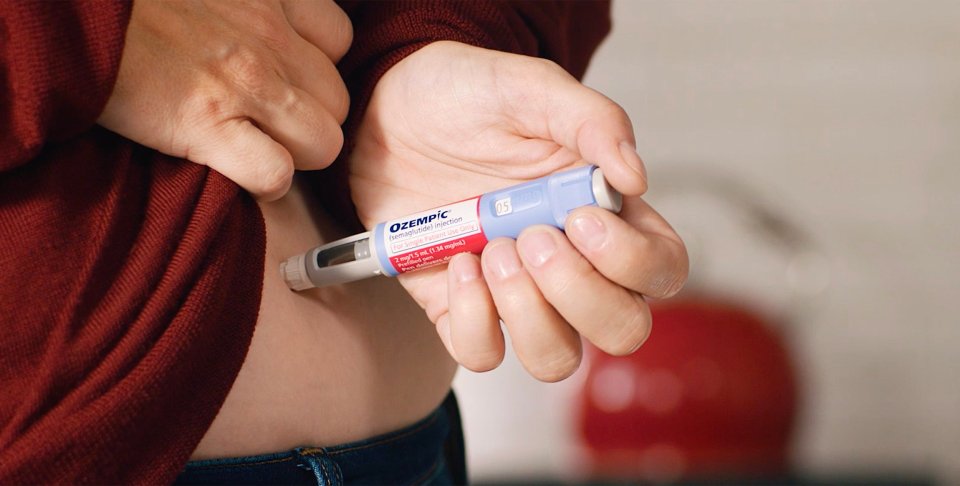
[0,1,610,483]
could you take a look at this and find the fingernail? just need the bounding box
[484,242,522,280]
[451,254,480,284]
[619,141,647,182]
[517,230,557,268]
[569,213,607,251]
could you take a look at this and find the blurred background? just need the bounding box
[453,0,959,484]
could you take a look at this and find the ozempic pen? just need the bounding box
[281,164,622,290]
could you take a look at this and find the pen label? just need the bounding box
[383,197,487,274]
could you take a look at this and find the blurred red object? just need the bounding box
[575,296,799,481]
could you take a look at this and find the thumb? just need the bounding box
[189,119,295,201]
[504,58,648,196]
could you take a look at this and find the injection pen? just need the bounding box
[281,165,622,290]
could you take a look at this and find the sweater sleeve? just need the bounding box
[1,2,264,483]
[0,0,130,171]
[312,0,612,229]
[336,0,611,129]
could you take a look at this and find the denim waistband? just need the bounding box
[176,393,462,485]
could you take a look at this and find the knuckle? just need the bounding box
[601,303,652,356]
[501,291,528,310]
[174,90,240,156]
[460,348,504,373]
[330,9,353,61]
[674,240,691,288]
[547,256,594,299]
[332,82,350,124]
[650,274,687,299]
[170,94,221,153]
[424,302,446,325]
[245,5,290,49]
[276,86,302,114]
[257,158,294,197]
[316,126,344,168]
[222,46,277,99]
[533,57,564,75]
[501,55,567,86]
[177,87,232,133]
[528,349,582,383]
[597,96,629,122]
[646,240,690,299]
[621,232,654,270]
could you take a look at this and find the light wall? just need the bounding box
[454,0,960,482]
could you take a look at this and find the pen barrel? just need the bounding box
[372,165,620,277]
[285,164,622,289]
[479,165,620,240]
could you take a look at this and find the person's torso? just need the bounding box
[190,176,457,459]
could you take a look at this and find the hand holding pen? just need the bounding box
[344,41,689,382]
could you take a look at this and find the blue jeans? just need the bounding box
[175,393,466,485]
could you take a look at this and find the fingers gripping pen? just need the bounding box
[281,165,622,290]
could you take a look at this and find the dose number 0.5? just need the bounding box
[495,197,513,216]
